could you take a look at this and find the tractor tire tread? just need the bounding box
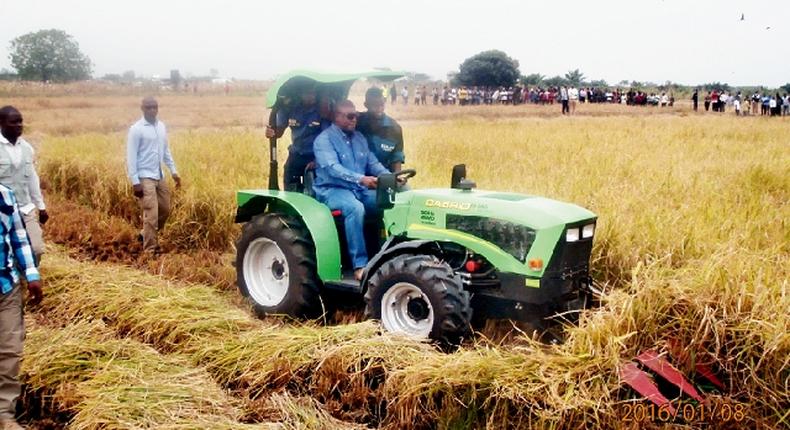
[236,213,322,319]
[365,254,471,346]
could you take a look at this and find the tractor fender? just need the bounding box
[361,239,439,290]
[235,189,342,281]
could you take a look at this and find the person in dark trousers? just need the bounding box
[390,83,397,105]
[704,92,711,112]
[265,85,331,191]
[560,86,569,115]
[691,90,699,111]
[772,93,782,116]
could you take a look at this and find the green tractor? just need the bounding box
[235,71,598,345]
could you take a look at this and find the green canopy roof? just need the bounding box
[265,70,406,107]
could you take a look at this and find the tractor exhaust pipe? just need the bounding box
[267,102,280,191]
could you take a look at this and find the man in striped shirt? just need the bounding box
[0,184,42,430]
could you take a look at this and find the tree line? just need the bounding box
[5,29,790,95]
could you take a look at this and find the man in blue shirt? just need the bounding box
[0,184,42,430]
[265,85,331,191]
[356,87,406,173]
[313,100,389,280]
[126,97,181,253]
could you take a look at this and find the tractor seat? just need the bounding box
[303,167,342,217]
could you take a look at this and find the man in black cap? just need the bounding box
[356,87,405,173]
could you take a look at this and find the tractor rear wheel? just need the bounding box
[236,213,322,318]
[365,254,472,346]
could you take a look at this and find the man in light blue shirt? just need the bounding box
[126,97,181,253]
[313,100,389,280]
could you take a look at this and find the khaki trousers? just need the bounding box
[138,178,171,251]
[21,210,44,262]
[0,285,23,420]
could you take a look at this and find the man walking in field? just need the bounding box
[560,86,569,115]
[126,97,181,254]
[0,183,43,430]
[0,107,49,264]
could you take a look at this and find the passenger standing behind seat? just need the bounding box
[265,85,331,191]
[357,87,406,173]
[312,100,389,281]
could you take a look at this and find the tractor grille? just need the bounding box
[545,235,593,278]
[445,215,536,262]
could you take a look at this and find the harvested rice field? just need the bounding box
[5,89,788,429]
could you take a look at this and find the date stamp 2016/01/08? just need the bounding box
[621,402,747,423]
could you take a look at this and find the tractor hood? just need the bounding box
[384,188,597,277]
[402,188,595,229]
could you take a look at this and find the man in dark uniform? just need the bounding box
[691,89,699,111]
[265,85,331,191]
[356,87,405,173]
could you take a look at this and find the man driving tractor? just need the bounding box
[312,100,390,281]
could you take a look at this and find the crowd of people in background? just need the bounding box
[383,83,790,117]
[693,89,789,116]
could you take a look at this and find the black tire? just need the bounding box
[236,213,322,318]
[364,254,472,346]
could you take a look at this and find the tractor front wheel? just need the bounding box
[236,213,322,319]
[365,254,471,346]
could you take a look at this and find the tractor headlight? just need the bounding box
[566,227,580,242]
[582,223,595,238]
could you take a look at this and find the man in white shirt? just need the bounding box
[126,97,181,253]
[569,87,579,114]
[0,106,48,263]
[719,93,729,113]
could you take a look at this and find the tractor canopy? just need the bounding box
[265,70,407,108]
[384,188,597,277]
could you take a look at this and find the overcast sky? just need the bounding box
[2,0,788,86]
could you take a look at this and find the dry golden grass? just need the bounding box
[16,92,790,428]
[34,246,786,429]
[22,319,272,429]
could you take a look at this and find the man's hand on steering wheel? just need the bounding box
[391,169,416,183]
[360,176,378,189]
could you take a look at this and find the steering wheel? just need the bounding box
[392,169,417,180]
